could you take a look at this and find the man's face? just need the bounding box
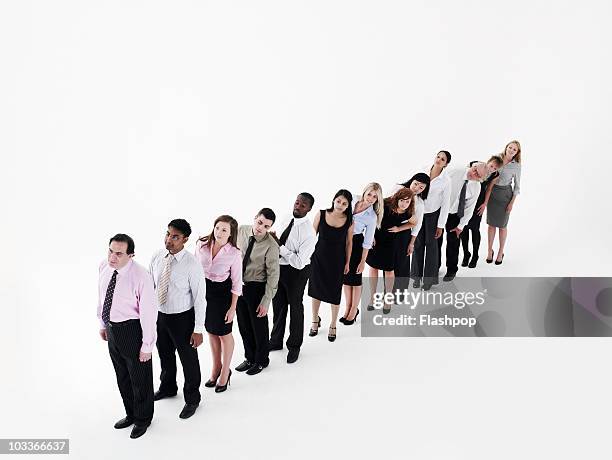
[108,241,132,269]
[467,163,486,181]
[292,195,312,218]
[164,226,188,254]
[253,214,274,236]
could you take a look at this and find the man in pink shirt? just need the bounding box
[98,234,157,439]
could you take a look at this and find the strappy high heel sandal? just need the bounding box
[328,326,337,342]
[309,316,321,337]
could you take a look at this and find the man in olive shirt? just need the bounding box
[235,208,280,375]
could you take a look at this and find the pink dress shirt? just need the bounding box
[97,259,157,353]
[195,240,243,296]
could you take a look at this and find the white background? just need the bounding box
[1,1,611,459]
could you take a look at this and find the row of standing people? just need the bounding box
[96,140,522,438]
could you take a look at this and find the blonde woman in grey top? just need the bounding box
[481,140,522,265]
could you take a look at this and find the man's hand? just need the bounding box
[256,304,268,317]
[190,332,204,348]
[450,227,462,237]
[407,243,414,256]
[99,329,107,341]
[269,230,280,245]
[139,352,152,362]
[435,228,443,239]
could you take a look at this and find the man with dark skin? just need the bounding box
[269,193,317,363]
[149,219,206,420]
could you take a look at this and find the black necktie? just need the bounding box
[457,180,468,219]
[242,236,256,275]
[102,270,118,325]
[279,219,294,245]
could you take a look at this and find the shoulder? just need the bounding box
[130,261,151,281]
[151,248,165,262]
[227,244,242,259]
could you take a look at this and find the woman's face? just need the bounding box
[409,180,426,195]
[333,196,349,213]
[363,189,378,205]
[398,198,411,211]
[214,221,231,243]
[505,142,519,159]
[434,151,448,168]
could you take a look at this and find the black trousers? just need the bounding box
[270,264,311,351]
[393,232,412,291]
[236,281,270,366]
[107,319,154,426]
[460,213,482,259]
[411,208,440,284]
[156,308,201,405]
[445,213,462,275]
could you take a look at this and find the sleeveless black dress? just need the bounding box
[366,204,411,271]
[308,210,350,305]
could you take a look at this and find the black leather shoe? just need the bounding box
[495,253,504,265]
[443,272,456,282]
[422,283,433,291]
[486,250,494,263]
[338,316,347,324]
[153,390,177,401]
[235,360,253,372]
[114,417,134,429]
[461,251,471,267]
[269,343,283,351]
[468,256,479,268]
[343,309,360,325]
[413,279,421,289]
[130,424,149,439]
[246,364,264,375]
[366,304,375,311]
[204,374,220,387]
[287,349,300,363]
[179,403,199,419]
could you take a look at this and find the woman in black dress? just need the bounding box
[366,188,417,313]
[308,190,354,342]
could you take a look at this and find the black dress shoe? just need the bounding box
[179,403,199,419]
[413,279,421,289]
[269,343,283,351]
[495,253,504,265]
[422,283,433,291]
[153,390,177,401]
[461,251,471,267]
[468,256,479,268]
[130,424,149,439]
[366,304,375,311]
[235,360,253,372]
[443,272,456,282]
[343,309,360,325]
[114,417,134,429]
[246,364,264,375]
[338,317,347,324]
[204,374,220,388]
[287,348,300,363]
[486,250,494,263]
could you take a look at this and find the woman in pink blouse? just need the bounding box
[195,215,242,393]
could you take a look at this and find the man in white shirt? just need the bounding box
[149,219,206,420]
[443,163,488,281]
[269,193,317,364]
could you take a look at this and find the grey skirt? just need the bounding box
[487,185,513,228]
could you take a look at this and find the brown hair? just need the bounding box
[502,140,521,163]
[199,215,239,248]
[384,187,415,216]
[487,155,503,168]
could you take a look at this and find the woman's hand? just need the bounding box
[387,226,400,233]
[356,261,366,274]
[344,263,350,275]
[407,243,414,256]
[506,202,513,214]
[477,203,487,216]
[225,308,236,324]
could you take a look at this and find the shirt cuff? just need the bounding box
[193,325,204,334]
[279,245,291,258]
[140,342,154,354]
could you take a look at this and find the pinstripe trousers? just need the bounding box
[106,319,154,426]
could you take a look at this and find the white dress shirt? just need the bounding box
[277,214,317,270]
[149,248,207,333]
[447,167,482,230]
[420,164,452,229]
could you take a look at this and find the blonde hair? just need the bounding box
[361,182,384,229]
[502,140,522,163]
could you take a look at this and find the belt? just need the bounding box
[107,319,140,328]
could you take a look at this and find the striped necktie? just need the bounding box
[157,253,173,306]
[101,270,118,325]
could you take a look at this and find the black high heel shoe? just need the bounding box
[343,309,360,325]
[461,251,471,267]
[204,372,221,388]
[215,370,232,393]
[328,326,337,342]
[486,250,495,264]
[495,253,505,265]
[309,316,321,336]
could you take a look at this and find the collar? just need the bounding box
[168,247,187,262]
[116,258,133,275]
[250,226,269,243]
